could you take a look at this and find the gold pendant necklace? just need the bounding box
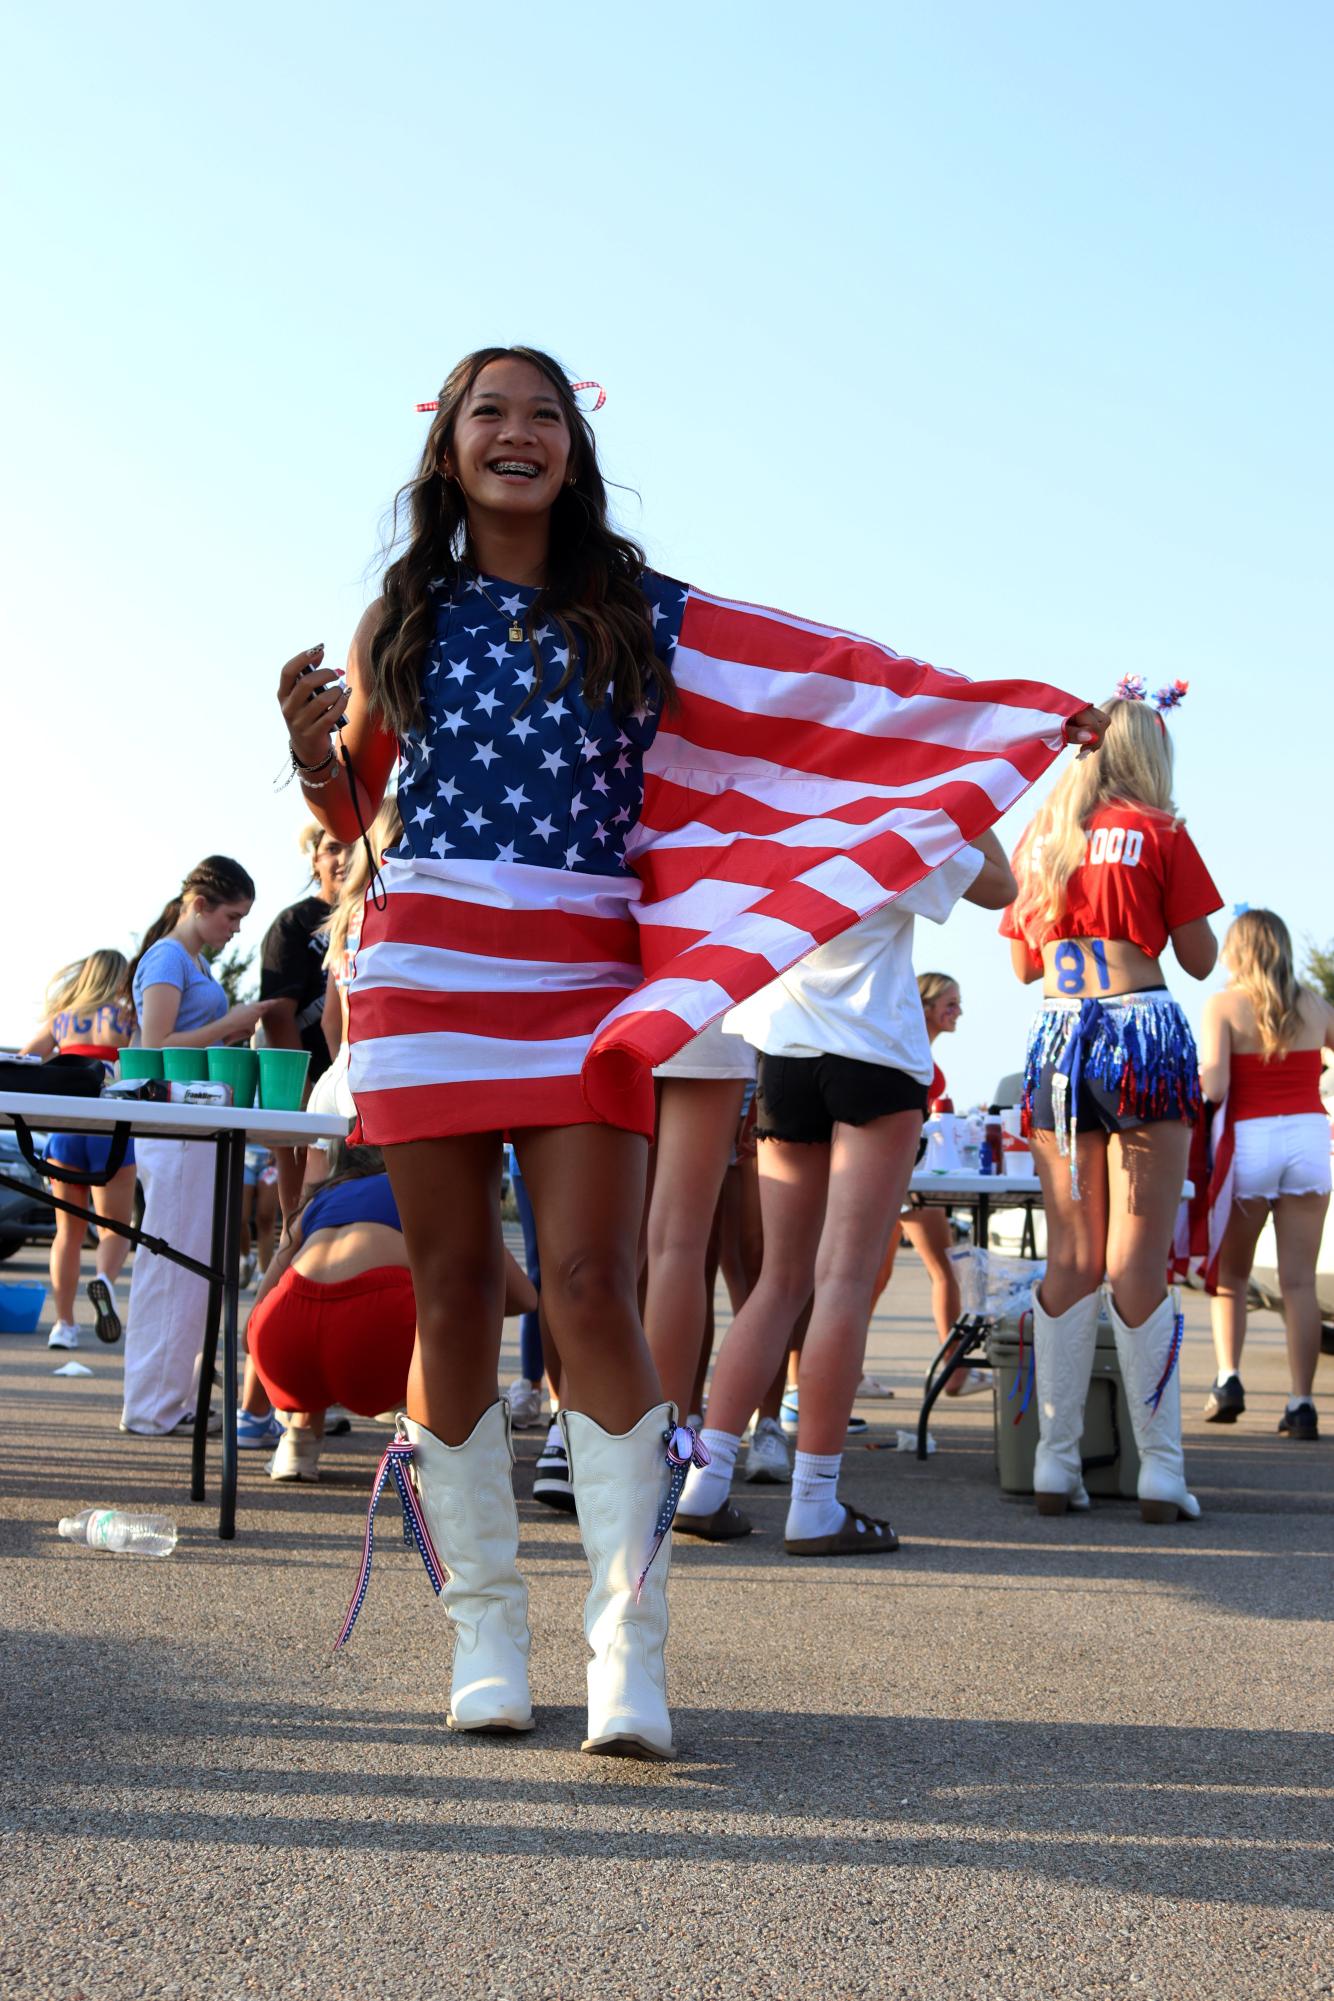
[470,573,526,644]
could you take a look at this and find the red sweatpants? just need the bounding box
[248,1265,417,1417]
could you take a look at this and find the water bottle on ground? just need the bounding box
[57,1507,178,1556]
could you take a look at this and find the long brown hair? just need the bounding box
[1225,909,1305,1060]
[369,346,671,735]
[127,856,256,997]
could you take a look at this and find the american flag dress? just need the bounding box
[346,570,1083,1145]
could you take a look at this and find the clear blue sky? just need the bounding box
[5,1,1330,1106]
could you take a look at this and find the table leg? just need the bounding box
[191,1135,229,1505]
[219,1132,245,1541]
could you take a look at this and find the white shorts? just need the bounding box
[653,1018,756,1083]
[306,1045,357,1122]
[1232,1114,1332,1203]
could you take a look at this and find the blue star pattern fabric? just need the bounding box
[392,572,687,879]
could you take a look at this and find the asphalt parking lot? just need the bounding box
[1,1239,1330,2000]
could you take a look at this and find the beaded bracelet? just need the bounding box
[290,739,335,775]
[298,756,340,788]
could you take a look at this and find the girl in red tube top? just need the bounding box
[1198,909,1334,1441]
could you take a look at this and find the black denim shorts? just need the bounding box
[755,1052,929,1144]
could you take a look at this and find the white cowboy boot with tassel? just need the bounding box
[561,1402,700,1761]
[1108,1289,1201,1523]
[405,1401,534,1732]
[1031,1286,1101,1514]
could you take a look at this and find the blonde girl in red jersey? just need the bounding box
[1002,689,1222,1521]
[1199,910,1334,1441]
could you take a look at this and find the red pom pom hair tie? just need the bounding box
[415,379,606,415]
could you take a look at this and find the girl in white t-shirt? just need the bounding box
[676,831,1015,1555]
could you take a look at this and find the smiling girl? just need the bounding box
[277,344,1106,1758]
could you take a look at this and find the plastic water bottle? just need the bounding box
[57,1507,178,1556]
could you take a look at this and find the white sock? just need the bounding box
[679,1428,740,1515]
[1216,1369,1240,1387]
[1287,1396,1315,1414]
[785,1450,845,1539]
[541,1421,563,1456]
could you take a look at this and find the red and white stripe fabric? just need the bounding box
[349,584,1083,1144]
[582,587,1080,1122]
[1170,1096,1235,1294]
[349,859,649,1142]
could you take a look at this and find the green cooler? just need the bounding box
[986,1307,1141,1500]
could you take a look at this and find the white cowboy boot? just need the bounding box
[405,1402,534,1732]
[1108,1290,1201,1524]
[1032,1288,1101,1514]
[560,1402,678,1761]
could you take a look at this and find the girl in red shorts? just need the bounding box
[1002,686,1221,1522]
[248,1145,535,1481]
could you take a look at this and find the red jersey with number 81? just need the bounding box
[999,804,1222,975]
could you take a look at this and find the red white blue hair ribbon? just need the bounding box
[1146,1293,1187,1413]
[416,379,606,415]
[636,1424,710,1600]
[1115,674,1189,713]
[334,1419,446,1652]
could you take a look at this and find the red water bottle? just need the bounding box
[984,1108,1003,1177]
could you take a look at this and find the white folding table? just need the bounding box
[0,1090,349,1538]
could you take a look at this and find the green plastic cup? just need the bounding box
[162,1047,209,1083]
[118,1048,164,1081]
[207,1045,259,1108]
[258,1047,311,1111]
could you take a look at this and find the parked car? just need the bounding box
[0,1130,56,1260]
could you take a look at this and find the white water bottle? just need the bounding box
[58,1507,178,1557]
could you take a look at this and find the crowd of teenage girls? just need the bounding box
[18,343,1329,1766]
[25,754,1330,1486]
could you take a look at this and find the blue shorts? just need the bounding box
[44,1131,137,1177]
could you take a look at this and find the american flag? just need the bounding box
[1170,1097,1235,1293]
[348,574,1083,1144]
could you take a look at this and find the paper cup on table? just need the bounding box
[207,1045,259,1108]
[258,1048,310,1111]
[118,1048,164,1081]
[162,1048,209,1083]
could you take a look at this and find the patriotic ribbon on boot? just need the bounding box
[334,1420,446,1652]
[1146,1292,1186,1413]
[1009,1309,1036,1425]
[636,1424,711,1601]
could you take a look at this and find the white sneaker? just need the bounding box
[506,1377,545,1428]
[744,1416,792,1484]
[270,1428,322,1482]
[47,1322,80,1350]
